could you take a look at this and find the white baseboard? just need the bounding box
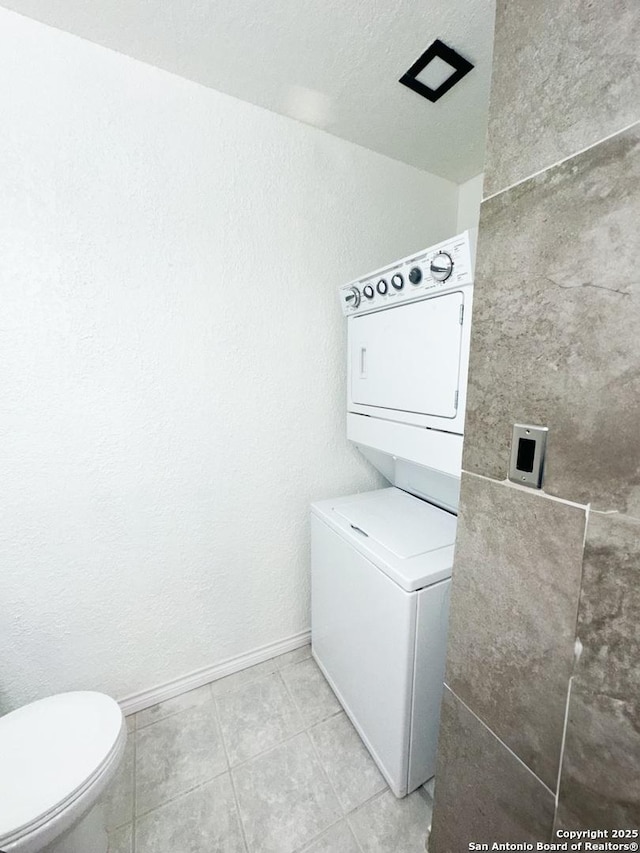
[118,629,312,716]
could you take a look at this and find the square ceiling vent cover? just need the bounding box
[399,39,474,103]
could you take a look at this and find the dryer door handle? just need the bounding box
[359,346,367,378]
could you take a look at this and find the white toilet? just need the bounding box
[0,692,127,853]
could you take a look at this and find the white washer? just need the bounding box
[311,231,474,798]
[311,488,454,798]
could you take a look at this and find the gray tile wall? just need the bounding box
[430,0,640,845]
[483,0,640,197]
[464,127,640,514]
[429,688,555,850]
[445,474,585,790]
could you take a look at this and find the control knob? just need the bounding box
[344,286,361,308]
[363,285,374,299]
[430,252,453,282]
[391,273,404,290]
[376,279,388,295]
[408,266,422,284]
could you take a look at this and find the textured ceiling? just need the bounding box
[1,0,495,182]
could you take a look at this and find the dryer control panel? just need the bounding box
[339,231,473,316]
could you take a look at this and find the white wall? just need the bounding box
[0,10,458,711]
[456,173,484,233]
[455,173,484,270]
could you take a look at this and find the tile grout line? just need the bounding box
[212,683,251,853]
[134,768,230,821]
[125,647,428,853]
[344,789,389,852]
[443,684,556,798]
[590,508,640,523]
[131,649,313,732]
[278,666,366,853]
[226,769,251,853]
[292,786,389,853]
[216,660,341,773]
[461,469,590,510]
[553,675,573,838]
[278,665,344,733]
[219,703,343,777]
[133,684,232,822]
[135,665,279,731]
[131,724,137,853]
[464,471,640,520]
[122,647,429,851]
[481,117,640,203]
[218,658,338,852]
[128,649,354,850]
[551,500,591,838]
[119,633,311,716]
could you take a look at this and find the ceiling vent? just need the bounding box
[399,39,474,103]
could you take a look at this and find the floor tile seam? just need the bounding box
[227,723,312,774]
[230,729,342,853]
[279,658,343,731]
[292,813,363,853]
[133,765,230,821]
[226,761,252,853]
[304,708,347,738]
[292,786,387,853]
[211,680,250,773]
[217,667,310,765]
[130,652,328,734]
[461,469,590,511]
[304,711,389,813]
[305,713,351,815]
[292,816,346,853]
[131,731,137,853]
[224,714,310,767]
[277,667,351,835]
[134,694,219,731]
[211,664,281,702]
[304,707,343,729]
[443,683,556,798]
[277,661,304,705]
[344,786,388,818]
[134,702,230,812]
[344,784,392,820]
[275,649,313,673]
[277,658,307,674]
[211,689,233,775]
[345,788,388,850]
[277,666,345,806]
[106,736,136,833]
[135,709,191,731]
[137,669,285,748]
[107,821,133,835]
[482,117,640,203]
[209,693,250,852]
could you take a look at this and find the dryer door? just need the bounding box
[349,291,464,419]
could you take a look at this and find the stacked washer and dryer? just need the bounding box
[311,231,474,798]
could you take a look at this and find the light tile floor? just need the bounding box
[103,645,433,853]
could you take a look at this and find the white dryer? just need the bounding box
[311,231,474,798]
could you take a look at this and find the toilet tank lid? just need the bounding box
[0,691,124,841]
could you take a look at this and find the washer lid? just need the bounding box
[311,487,457,592]
[0,691,123,840]
[333,488,456,558]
